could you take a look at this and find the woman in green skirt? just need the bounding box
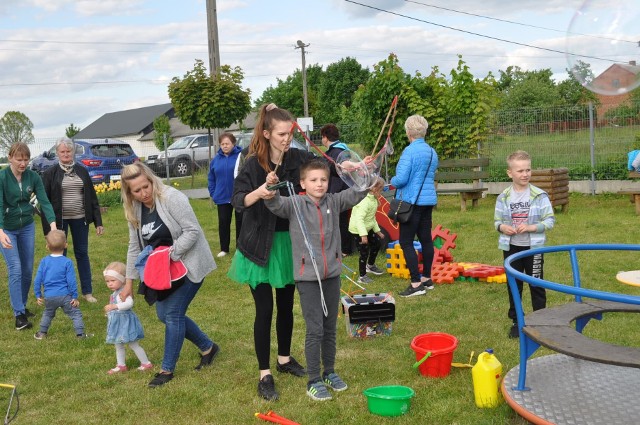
[229,103,315,401]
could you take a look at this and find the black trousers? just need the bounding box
[217,203,242,253]
[503,245,546,322]
[340,210,353,255]
[250,283,295,370]
[354,231,382,276]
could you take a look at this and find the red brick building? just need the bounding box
[593,60,640,118]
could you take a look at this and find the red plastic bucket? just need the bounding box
[410,333,458,378]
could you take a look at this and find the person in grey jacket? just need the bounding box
[119,162,219,388]
[265,159,367,401]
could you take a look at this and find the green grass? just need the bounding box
[0,193,639,424]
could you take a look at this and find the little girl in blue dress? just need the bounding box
[103,262,152,374]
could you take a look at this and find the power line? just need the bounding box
[344,0,619,63]
[403,0,637,45]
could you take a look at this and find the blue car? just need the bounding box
[29,139,139,183]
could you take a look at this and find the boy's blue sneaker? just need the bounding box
[307,380,332,401]
[323,372,348,391]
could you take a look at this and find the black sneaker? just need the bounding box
[257,374,279,401]
[366,264,384,275]
[276,356,306,377]
[422,278,435,290]
[195,342,220,370]
[77,333,94,339]
[508,323,519,339]
[34,331,47,340]
[24,309,35,318]
[399,283,426,297]
[148,372,174,388]
[15,314,32,330]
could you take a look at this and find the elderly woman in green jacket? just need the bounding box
[0,142,57,331]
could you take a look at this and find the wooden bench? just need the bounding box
[523,300,640,367]
[620,171,640,215]
[435,158,489,212]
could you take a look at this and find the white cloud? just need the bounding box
[74,0,147,17]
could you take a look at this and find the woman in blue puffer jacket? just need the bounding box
[208,132,242,258]
[390,115,439,298]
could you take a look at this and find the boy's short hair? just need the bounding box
[46,230,67,251]
[300,159,330,180]
[507,150,531,168]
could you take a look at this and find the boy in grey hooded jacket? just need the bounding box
[264,159,367,401]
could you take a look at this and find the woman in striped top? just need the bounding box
[42,137,104,303]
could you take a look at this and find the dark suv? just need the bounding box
[29,139,139,183]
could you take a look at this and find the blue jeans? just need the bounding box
[399,205,435,283]
[0,222,35,316]
[39,295,85,335]
[62,218,92,295]
[155,278,213,372]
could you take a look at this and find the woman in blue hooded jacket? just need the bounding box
[208,132,242,258]
[390,115,439,297]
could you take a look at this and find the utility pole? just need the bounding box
[206,0,220,166]
[295,40,309,118]
[206,0,220,77]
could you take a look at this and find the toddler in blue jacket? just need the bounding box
[33,230,90,339]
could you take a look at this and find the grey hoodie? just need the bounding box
[265,186,367,282]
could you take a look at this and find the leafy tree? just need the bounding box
[65,123,81,138]
[557,61,599,106]
[316,57,369,124]
[348,53,410,167]
[168,59,251,159]
[349,54,497,167]
[152,115,173,151]
[0,111,35,151]
[254,64,324,118]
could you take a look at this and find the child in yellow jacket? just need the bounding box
[348,178,385,284]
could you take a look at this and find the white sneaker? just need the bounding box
[216,251,228,258]
[83,294,97,303]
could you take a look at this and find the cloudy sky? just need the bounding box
[0,0,634,140]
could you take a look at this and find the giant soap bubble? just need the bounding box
[335,149,374,191]
[566,0,640,96]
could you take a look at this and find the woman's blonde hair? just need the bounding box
[8,142,31,159]
[120,162,165,227]
[404,115,429,139]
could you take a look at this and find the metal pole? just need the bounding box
[163,133,171,185]
[589,102,595,196]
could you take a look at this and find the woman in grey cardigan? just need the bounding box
[119,162,219,388]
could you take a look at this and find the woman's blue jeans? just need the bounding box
[155,277,213,372]
[0,222,35,316]
[62,218,93,295]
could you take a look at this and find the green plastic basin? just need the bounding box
[363,385,415,417]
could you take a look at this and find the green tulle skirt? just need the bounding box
[227,231,294,289]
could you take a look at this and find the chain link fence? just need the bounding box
[25,104,640,184]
